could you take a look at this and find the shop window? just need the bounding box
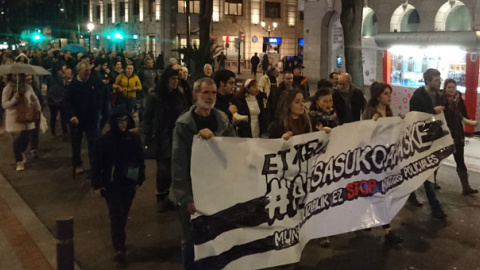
[119,2,125,17]
[265,2,281,19]
[225,0,242,16]
[178,1,200,14]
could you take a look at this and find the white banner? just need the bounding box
[190,112,454,270]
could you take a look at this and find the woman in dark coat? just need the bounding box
[92,106,146,262]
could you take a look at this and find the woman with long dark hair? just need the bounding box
[363,82,393,120]
[268,89,311,139]
[363,81,403,245]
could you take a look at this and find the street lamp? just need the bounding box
[260,21,278,37]
[87,22,95,52]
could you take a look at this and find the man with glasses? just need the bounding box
[408,68,447,220]
[213,69,237,123]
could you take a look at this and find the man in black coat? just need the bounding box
[250,53,260,76]
[332,73,366,125]
[408,68,448,220]
[64,62,102,174]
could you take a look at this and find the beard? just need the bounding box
[197,98,216,110]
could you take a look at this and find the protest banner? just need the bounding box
[190,112,454,269]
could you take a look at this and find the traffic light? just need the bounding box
[113,31,124,40]
[112,24,124,41]
[31,29,44,42]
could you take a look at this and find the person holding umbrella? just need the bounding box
[1,72,41,171]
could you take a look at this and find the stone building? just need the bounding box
[87,0,304,69]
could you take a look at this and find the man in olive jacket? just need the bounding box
[171,78,236,269]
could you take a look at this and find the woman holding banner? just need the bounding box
[363,82,403,245]
[268,89,311,139]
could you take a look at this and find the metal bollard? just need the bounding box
[56,216,74,270]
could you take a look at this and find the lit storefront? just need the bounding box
[375,31,480,133]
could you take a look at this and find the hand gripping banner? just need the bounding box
[190,112,454,270]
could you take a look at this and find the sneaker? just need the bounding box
[113,250,126,262]
[385,231,403,244]
[75,166,84,174]
[319,237,330,248]
[31,150,39,159]
[408,194,423,207]
[431,207,447,220]
[16,162,25,171]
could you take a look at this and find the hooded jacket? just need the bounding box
[91,107,146,190]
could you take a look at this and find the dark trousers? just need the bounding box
[424,180,440,210]
[453,143,467,171]
[70,122,97,168]
[30,118,40,150]
[179,206,200,270]
[49,103,68,136]
[156,158,172,201]
[13,130,31,162]
[104,188,136,251]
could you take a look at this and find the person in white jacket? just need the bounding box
[1,73,41,171]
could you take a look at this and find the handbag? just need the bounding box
[15,97,40,123]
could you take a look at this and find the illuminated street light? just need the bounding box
[87,22,95,52]
[260,21,278,37]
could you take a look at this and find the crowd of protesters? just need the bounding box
[1,47,478,268]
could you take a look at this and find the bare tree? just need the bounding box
[199,0,213,55]
[340,0,364,89]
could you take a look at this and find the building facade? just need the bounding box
[87,0,304,68]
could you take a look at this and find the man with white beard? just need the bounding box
[171,77,236,269]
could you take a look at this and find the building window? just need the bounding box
[96,5,101,20]
[149,0,155,15]
[107,3,112,18]
[178,1,200,14]
[299,11,304,20]
[82,2,88,19]
[119,2,125,17]
[265,2,280,19]
[224,0,242,16]
[133,0,139,15]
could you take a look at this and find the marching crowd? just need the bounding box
[0,48,478,269]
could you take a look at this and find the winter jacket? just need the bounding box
[143,87,188,159]
[113,73,142,98]
[410,86,442,114]
[332,85,366,124]
[64,75,102,126]
[234,94,268,137]
[171,106,236,206]
[1,82,41,133]
[91,107,145,191]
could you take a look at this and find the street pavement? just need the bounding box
[0,70,480,270]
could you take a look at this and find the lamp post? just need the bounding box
[87,22,94,52]
[260,21,278,37]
